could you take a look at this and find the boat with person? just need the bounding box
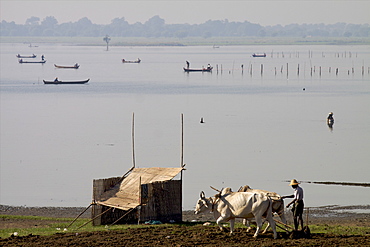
[54,63,80,69]
[252,53,266,57]
[16,54,36,58]
[183,64,213,72]
[122,58,141,63]
[18,59,46,63]
[43,78,90,85]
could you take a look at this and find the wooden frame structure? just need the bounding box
[91,113,186,226]
[92,167,184,225]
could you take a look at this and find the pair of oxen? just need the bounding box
[194,185,287,239]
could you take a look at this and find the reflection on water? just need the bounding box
[0,44,369,209]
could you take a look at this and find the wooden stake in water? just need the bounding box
[297,64,300,76]
[261,64,263,75]
[286,63,289,77]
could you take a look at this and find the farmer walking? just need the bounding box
[282,179,304,231]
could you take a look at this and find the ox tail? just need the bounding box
[266,197,273,219]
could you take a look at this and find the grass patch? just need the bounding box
[1,215,369,239]
[309,224,370,235]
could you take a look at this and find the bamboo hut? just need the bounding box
[91,113,186,226]
[92,167,184,225]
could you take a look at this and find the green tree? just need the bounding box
[25,16,40,25]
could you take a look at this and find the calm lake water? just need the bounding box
[1,43,369,210]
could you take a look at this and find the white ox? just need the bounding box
[194,189,277,239]
[238,185,287,233]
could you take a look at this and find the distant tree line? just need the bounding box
[1,15,369,38]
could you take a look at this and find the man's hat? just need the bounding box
[289,179,300,186]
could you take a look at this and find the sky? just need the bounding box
[1,0,370,26]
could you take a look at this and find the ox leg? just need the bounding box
[216,217,226,232]
[253,217,262,238]
[262,220,270,234]
[229,219,235,235]
[266,217,277,239]
[242,219,252,232]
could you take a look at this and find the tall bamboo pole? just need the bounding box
[132,112,136,168]
[181,113,184,167]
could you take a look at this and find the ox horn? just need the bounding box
[210,186,221,193]
[200,191,205,199]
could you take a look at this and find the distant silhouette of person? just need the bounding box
[186,61,190,69]
[41,55,45,60]
[327,112,334,122]
[54,77,58,82]
[327,112,334,130]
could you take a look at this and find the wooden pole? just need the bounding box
[297,64,300,76]
[109,207,136,227]
[260,64,263,75]
[286,63,289,77]
[180,113,184,181]
[181,113,184,167]
[274,219,294,230]
[76,207,113,229]
[275,222,290,232]
[66,204,92,228]
[132,112,136,168]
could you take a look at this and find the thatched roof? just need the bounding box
[96,167,184,210]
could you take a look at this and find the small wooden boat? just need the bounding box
[252,53,266,57]
[18,59,46,63]
[183,67,213,72]
[16,54,36,58]
[122,58,141,63]
[43,79,90,85]
[54,64,80,69]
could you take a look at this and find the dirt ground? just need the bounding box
[1,204,369,246]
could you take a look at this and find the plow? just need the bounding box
[273,209,311,239]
